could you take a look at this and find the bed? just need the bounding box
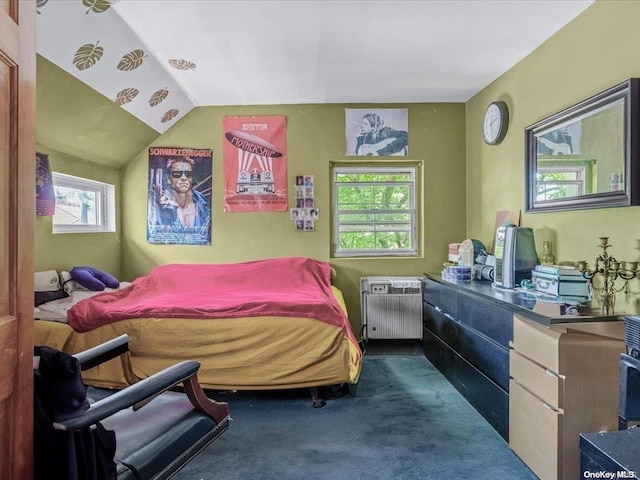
[33,258,362,404]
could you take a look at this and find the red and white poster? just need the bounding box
[223,116,287,212]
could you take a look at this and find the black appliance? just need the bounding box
[619,315,640,429]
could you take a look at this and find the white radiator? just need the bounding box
[360,277,423,340]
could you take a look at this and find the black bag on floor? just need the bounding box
[34,346,117,480]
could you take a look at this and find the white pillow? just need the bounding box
[60,271,89,295]
[34,270,61,292]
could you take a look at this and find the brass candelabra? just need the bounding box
[577,237,639,315]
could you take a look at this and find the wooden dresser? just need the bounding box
[422,274,625,479]
[509,315,625,480]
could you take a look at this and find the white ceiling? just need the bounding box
[36,0,594,133]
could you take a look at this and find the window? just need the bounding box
[536,166,586,201]
[332,165,417,257]
[52,173,116,233]
[535,159,594,202]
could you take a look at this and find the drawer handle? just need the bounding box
[545,368,566,380]
[434,305,453,319]
[542,402,562,413]
[545,369,559,378]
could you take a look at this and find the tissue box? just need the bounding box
[448,243,461,263]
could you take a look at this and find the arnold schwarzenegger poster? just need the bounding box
[147,147,212,245]
[223,116,288,212]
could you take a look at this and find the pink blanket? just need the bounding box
[67,258,356,342]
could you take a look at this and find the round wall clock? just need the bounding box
[483,101,509,145]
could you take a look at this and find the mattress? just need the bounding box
[34,285,131,322]
[34,286,362,391]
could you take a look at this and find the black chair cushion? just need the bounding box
[92,389,227,480]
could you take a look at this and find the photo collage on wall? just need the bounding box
[290,175,317,231]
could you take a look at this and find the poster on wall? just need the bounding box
[36,152,55,216]
[345,108,409,156]
[147,147,213,245]
[536,122,581,156]
[223,116,288,212]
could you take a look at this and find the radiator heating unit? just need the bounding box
[360,276,423,340]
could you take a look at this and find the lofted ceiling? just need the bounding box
[35,0,594,165]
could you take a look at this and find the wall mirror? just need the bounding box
[525,78,639,212]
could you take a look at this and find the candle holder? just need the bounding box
[578,237,639,315]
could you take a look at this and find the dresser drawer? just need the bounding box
[510,349,563,409]
[512,315,562,373]
[457,292,513,348]
[509,379,562,480]
[423,278,457,317]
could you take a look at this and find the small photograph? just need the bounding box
[310,208,319,220]
[611,172,624,191]
[304,175,314,186]
[296,198,305,208]
[295,175,304,186]
[304,220,315,231]
[296,186,304,197]
[296,220,305,230]
[300,209,310,219]
[290,208,300,220]
[304,186,314,198]
[304,197,314,208]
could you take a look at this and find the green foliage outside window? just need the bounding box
[536,170,583,201]
[333,169,416,257]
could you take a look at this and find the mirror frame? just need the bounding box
[525,78,640,213]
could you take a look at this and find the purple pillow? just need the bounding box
[70,266,120,291]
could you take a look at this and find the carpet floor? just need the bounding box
[173,353,537,480]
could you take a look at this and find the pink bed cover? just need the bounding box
[68,257,358,344]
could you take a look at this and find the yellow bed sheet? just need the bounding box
[34,287,362,391]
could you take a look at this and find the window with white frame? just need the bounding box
[52,172,116,234]
[332,165,417,257]
[536,164,588,201]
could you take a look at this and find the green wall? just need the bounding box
[466,0,640,314]
[34,146,123,278]
[120,103,467,328]
[36,56,159,169]
[39,0,640,324]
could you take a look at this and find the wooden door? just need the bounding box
[0,1,36,479]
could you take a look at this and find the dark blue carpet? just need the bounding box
[174,355,537,480]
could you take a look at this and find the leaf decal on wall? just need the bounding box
[168,59,197,71]
[113,88,139,106]
[117,49,146,71]
[36,0,49,14]
[83,0,112,14]
[73,42,104,71]
[149,89,169,107]
[161,109,179,123]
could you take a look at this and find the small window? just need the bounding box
[52,173,116,234]
[332,165,417,257]
[536,165,588,201]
